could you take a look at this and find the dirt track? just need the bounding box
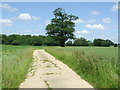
[19,50,93,88]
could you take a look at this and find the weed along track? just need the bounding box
[19,50,93,88]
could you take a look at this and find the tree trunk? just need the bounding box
[60,39,65,47]
[61,44,65,47]
[59,31,65,47]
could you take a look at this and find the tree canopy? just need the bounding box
[73,38,89,46]
[45,8,78,47]
[0,34,117,47]
[93,39,114,47]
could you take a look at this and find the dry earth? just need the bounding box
[19,50,93,88]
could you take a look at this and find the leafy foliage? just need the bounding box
[93,38,114,47]
[0,34,117,47]
[73,37,89,46]
[1,34,46,46]
[66,41,73,46]
[46,8,78,47]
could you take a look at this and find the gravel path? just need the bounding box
[19,50,93,88]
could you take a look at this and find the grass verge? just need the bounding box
[2,46,35,88]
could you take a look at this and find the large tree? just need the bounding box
[45,8,78,47]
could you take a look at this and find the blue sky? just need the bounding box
[0,2,118,43]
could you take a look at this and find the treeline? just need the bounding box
[0,34,59,46]
[67,37,118,47]
[0,34,118,47]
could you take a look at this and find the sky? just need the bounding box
[0,2,118,43]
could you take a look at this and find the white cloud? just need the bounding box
[111,4,120,11]
[75,30,90,34]
[0,3,17,12]
[0,19,12,26]
[73,19,85,23]
[76,35,82,38]
[16,29,40,34]
[0,19,12,23]
[102,17,112,23]
[73,18,96,24]
[45,20,51,25]
[87,19,96,23]
[18,13,39,20]
[90,10,99,15]
[81,30,90,34]
[31,16,39,20]
[75,31,81,34]
[18,13,31,20]
[86,24,105,30]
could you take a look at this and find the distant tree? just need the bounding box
[114,43,118,47]
[22,35,33,45]
[12,40,21,45]
[7,34,21,45]
[87,40,93,46]
[93,38,114,47]
[1,34,116,47]
[46,8,78,47]
[73,37,89,46]
[66,41,73,46]
[0,34,2,44]
[105,39,114,46]
[93,39,102,46]
[44,36,59,46]
[118,44,120,47]
[1,34,9,44]
[32,35,45,46]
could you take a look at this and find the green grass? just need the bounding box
[0,45,2,89]
[2,45,43,88]
[55,46,118,60]
[1,45,118,88]
[45,47,118,88]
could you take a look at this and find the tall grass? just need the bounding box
[2,46,34,88]
[45,47,118,88]
[0,45,2,89]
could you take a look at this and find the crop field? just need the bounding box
[1,45,118,88]
[61,47,118,60]
[45,46,118,88]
